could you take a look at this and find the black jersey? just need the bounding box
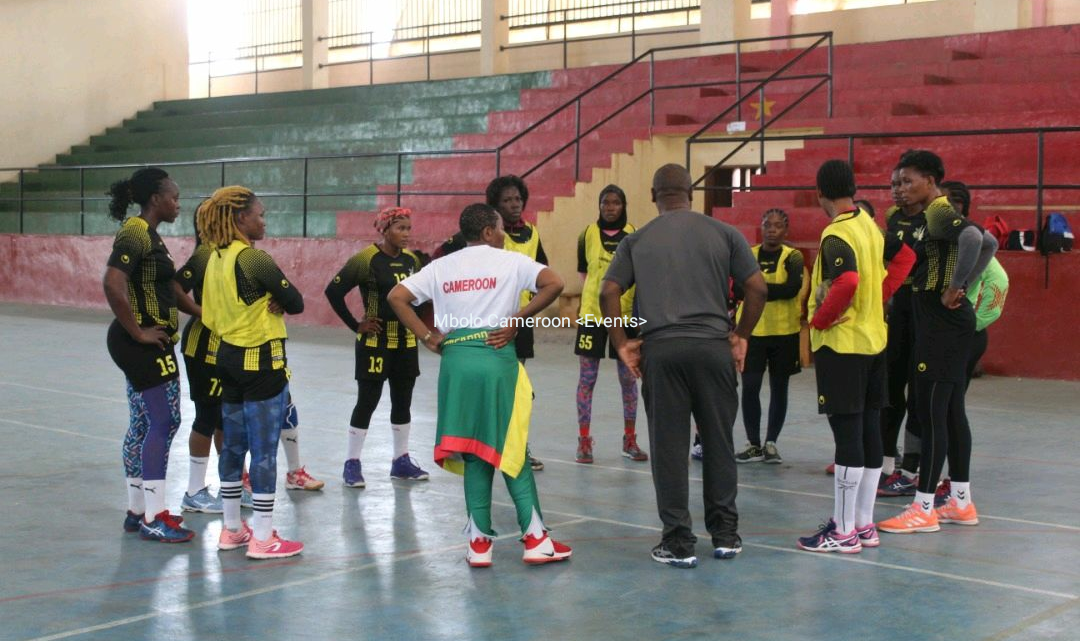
[106,217,178,335]
[325,245,421,349]
[174,244,220,366]
[911,198,974,294]
[886,207,927,286]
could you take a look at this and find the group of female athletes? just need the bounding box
[104,151,1004,563]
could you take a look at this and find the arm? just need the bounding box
[601,279,642,378]
[103,267,169,349]
[324,254,381,334]
[730,272,766,373]
[810,236,858,330]
[388,284,439,353]
[882,242,915,302]
[487,267,565,349]
[944,227,997,309]
[534,236,549,266]
[173,281,201,318]
[243,249,304,315]
[765,251,804,301]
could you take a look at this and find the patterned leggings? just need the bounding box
[576,356,638,426]
[121,379,182,480]
[219,385,289,494]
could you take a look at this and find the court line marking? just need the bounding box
[17,517,586,641]
[977,598,1080,641]
[0,418,120,444]
[0,381,125,405]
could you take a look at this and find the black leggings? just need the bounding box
[741,369,790,445]
[350,377,416,429]
[827,408,884,469]
[915,378,972,493]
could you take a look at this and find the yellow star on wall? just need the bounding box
[750,98,776,121]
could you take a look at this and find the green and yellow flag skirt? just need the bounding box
[433,329,532,479]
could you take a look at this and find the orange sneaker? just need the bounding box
[878,503,940,534]
[935,499,979,525]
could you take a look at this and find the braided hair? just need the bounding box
[106,167,170,221]
[762,207,789,225]
[196,186,257,250]
[939,180,970,218]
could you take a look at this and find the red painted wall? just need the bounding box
[1,234,1077,380]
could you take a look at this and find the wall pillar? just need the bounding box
[481,0,511,76]
[302,0,330,89]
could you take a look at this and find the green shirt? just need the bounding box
[965,256,1008,332]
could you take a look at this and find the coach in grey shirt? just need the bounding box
[601,164,766,568]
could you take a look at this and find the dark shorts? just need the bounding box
[912,291,975,384]
[216,343,288,403]
[106,320,180,392]
[183,355,223,403]
[744,333,802,376]
[355,342,420,381]
[514,326,535,360]
[573,324,640,359]
[814,347,887,415]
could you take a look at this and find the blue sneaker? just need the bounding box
[139,510,195,543]
[343,458,366,488]
[878,471,918,497]
[713,534,742,559]
[123,510,143,533]
[651,543,697,568]
[181,486,224,513]
[797,519,861,554]
[390,454,430,481]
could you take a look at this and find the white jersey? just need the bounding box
[399,244,544,332]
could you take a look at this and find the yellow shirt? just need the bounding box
[202,240,287,348]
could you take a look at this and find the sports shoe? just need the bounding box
[651,543,697,568]
[690,442,703,461]
[935,498,979,526]
[622,433,648,462]
[343,458,366,488]
[856,523,880,547]
[285,466,325,490]
[762,441,782,464]
[181,486,224,513]
[246,530,303,559]
[139,510,195,543]
[713,535,742,559]
[242,470,252,494]
[467,536,493,567]
[735,443,764,463]
[123,510,144,533]
[522,533,572,564]
[575,436,594,464]
[528,452,544,472]
[390,454,430,481]
[878,503,941,534]
[934,479,952,508]
[826,462,835,474]
[877,471,918,497]
[797,519,861,553]
[218,521,253,551]
[241,488,254,509]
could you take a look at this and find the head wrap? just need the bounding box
[597,184,628,231]
[374,206,412,234]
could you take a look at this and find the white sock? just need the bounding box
[881,457,895,476]
[391,422,411,459]
[464,515,490,541]
[347,427,368,460]
[951,481,972,508]
[524,507,545,539]
[220,481,243,530]
[280,427,301,472]
[142,479,166,521]
[187,456,209,496]
[251,492,275,541]
[855,467,881,528]
[833,465,863,534]
[126,477,145,514]
[914,490,935,514]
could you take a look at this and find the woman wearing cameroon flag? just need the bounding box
[388,203,570,568]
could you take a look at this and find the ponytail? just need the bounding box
[106,167,170,222]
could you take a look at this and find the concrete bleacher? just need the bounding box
[0,72,550,238]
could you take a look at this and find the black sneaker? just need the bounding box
[651,543,697,568]
[713,534,743,559]
[763,441,782,464]
[735,444,764,463]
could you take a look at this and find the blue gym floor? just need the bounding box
[1,302,1076,641]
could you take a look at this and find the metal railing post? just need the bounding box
[369,33,374,85]
[827,34,834,118]
[207,51,212,98]
[1037,130,1047,287]
[79,168,85,235]
[18,169,24,234]
[496,148,502,177]
[220,162,226,187]
[631,11,636,60]
[302,158,309,238]
[735,42,742,121]
[254,43,260,94]
[396,154,403,206]
[426,25,431,81]
[847,136,855,167]
[649,51,655,127]
[574,99,582,182]
[759,86,766,168]
[563,11,569,70]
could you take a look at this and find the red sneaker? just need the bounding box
[466,537,493,567]
[522,533,572,564]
